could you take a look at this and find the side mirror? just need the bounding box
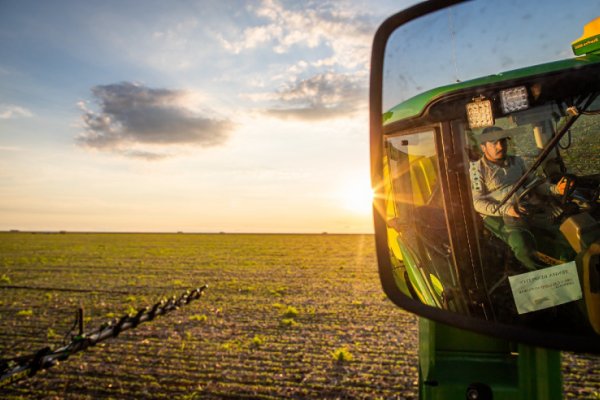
[370,0,600,352]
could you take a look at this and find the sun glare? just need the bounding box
[341,182,374,214]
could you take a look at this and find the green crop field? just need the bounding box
[0,232,598,399]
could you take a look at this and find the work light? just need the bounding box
[500,86,529,114]
[466,97,494,129]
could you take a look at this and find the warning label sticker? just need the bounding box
[508,261,582,314]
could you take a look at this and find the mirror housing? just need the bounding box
[370,0,600,353]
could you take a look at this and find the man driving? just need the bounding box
[470,126,571,270]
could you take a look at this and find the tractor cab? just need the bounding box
[377,19,600,339]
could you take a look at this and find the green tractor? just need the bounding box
[381,45,600,332]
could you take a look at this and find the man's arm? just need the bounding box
[469,161,513,217]
[517,157,561,196]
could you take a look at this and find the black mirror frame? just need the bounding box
[369,0,600,353]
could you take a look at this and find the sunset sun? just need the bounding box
[340,182,374,214]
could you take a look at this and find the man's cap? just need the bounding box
[476,126,511,144]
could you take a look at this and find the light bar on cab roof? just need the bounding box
[500,86,529,114]
[466,97,494,129]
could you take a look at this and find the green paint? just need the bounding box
[419,319,562,400]
[572,34,600,56]
[384,55,600,125]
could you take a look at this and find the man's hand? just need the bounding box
[505,205,520,218]
[555,176,575,195]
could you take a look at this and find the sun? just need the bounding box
[340,182,374,214]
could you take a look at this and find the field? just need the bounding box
[0,232,598,399]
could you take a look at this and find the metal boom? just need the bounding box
[0,285,208,387]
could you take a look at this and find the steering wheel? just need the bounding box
[515,175,581,220]
[514,177,546,216]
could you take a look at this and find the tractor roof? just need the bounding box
[384,54,600,126]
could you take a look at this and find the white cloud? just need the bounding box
[219,1,381,120]
[218,0,375,69]
[0,104,33,119]
[0,146,22,152]
[261,71,367,120]
[77,82,234,159]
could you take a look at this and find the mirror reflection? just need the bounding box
[379,0,600,338]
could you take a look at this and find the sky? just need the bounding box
[0,0,417,233]
[383,0,599,110]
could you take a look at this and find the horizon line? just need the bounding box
[1,229,374,235]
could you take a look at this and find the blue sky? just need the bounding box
[0,0,417,233]
[383,0,600,110]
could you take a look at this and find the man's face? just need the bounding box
[480,138,508,162]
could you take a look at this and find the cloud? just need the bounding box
[219,1,381,120]
[0,146,22,152]
[77,82,233,159]
[256,72,367,120]
[118,149,170,161]
[219,0,376,69]
[0,104,33,119]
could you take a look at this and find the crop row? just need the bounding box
[0,233,598,399]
